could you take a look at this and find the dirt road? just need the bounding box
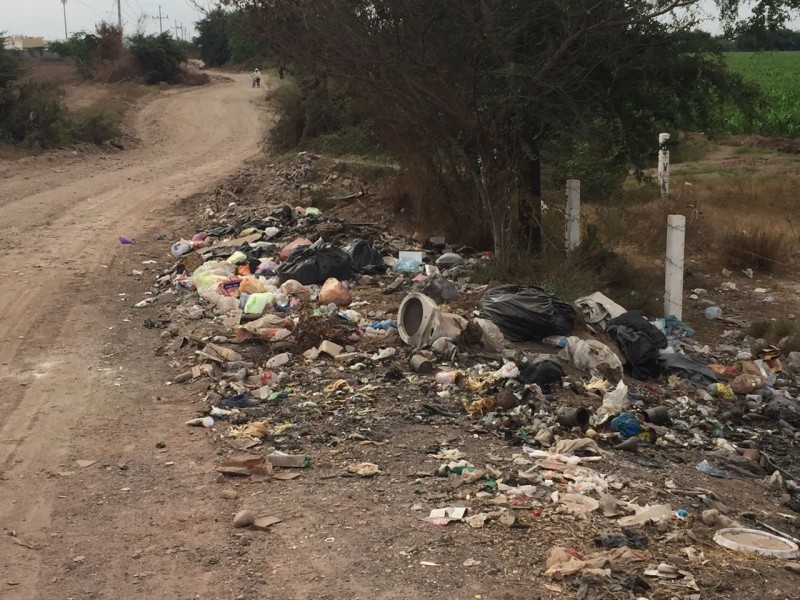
[0,74,264,599]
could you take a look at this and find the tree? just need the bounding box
[194,8,230,66]
[216,0,790,260]
[128,33,187,84]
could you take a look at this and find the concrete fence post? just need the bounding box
[664,214,685,319]
[658,133,670,199]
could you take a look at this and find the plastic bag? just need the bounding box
[278,237,313,262]
[478,285,576,342]
[474,318,506,352]
[345,239,386,274]
[239,276,267,295]
[606,311,667,380]
[276,238,353,285]
[595,380,630,422]
[516,355,563,389]
[559,336,623,380]
[318,278,352,306]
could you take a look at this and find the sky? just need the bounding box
[0,0,209,41]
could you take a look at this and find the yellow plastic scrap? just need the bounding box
[465,396,496,414]
[585,378,611,393]
[229,420,270,439]
[465,377,493,393]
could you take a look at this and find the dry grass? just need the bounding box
[587,146,800,280]
[718,227,791,271]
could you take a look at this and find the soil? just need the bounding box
[3,71,800,600]
[0,73,265,599]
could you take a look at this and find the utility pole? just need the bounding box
[152,5,169,35]
[117,0,123,34]
[61,0,68,39]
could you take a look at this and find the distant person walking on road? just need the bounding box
[251,68,261,88]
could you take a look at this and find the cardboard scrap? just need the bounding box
[345,462,380,477]
[252,516,283,530]
[215,454,273,481]
[545,546,650,580]
[424,506,467,525]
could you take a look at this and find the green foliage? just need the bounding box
[47,23,124,78]
[1,82,70,148]
[194,8,272,67]
[69,109,122,145]
[128,33,186,84]
[195,9,231,67]
[267,76,383,156]
[723,51,800,137]
[48,32,99,76]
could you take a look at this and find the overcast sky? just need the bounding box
[1,0,207,41]
[0,1,791,43]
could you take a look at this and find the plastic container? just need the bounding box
[714,528,800,559]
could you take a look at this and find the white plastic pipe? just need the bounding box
[664,214,685,319]
[658,133,670,199]
[565,179,581,253]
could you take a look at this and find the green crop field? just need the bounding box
[724,51,800,138]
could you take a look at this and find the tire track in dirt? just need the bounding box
[0,73,263,598]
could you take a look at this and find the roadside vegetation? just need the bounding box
[0,33,121,151]
[2,23,205,154]
[49,23,205,85]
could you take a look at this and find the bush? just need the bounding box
[266,75,383,156]
[69,109,122,145]
[1,81,70,148]
[128,33,186,84]
[0,34,120,149]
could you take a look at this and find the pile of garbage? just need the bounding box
[135,167,800,593]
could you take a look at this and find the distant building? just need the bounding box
[3,36,47,56]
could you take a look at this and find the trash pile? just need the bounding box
[135,160,800,594]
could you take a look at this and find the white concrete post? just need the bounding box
[565,179,581,253]
[658,133,670,199]
[664,214,685,319]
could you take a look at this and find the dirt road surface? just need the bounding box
[0,74,265,599]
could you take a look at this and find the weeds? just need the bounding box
[718,227,790,272]
[746,320,800,350]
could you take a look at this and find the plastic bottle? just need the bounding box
[274,293,290,309]
[695,459,731,479]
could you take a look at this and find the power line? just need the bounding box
[72,0,107,13]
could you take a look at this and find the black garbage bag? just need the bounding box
[419,277,460,303]
[517,355,563,390]
[478,285,576,342]
[276,238,353,285]
[659,353,717,386]
[606,311,668,380]
[345,239,387,274]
